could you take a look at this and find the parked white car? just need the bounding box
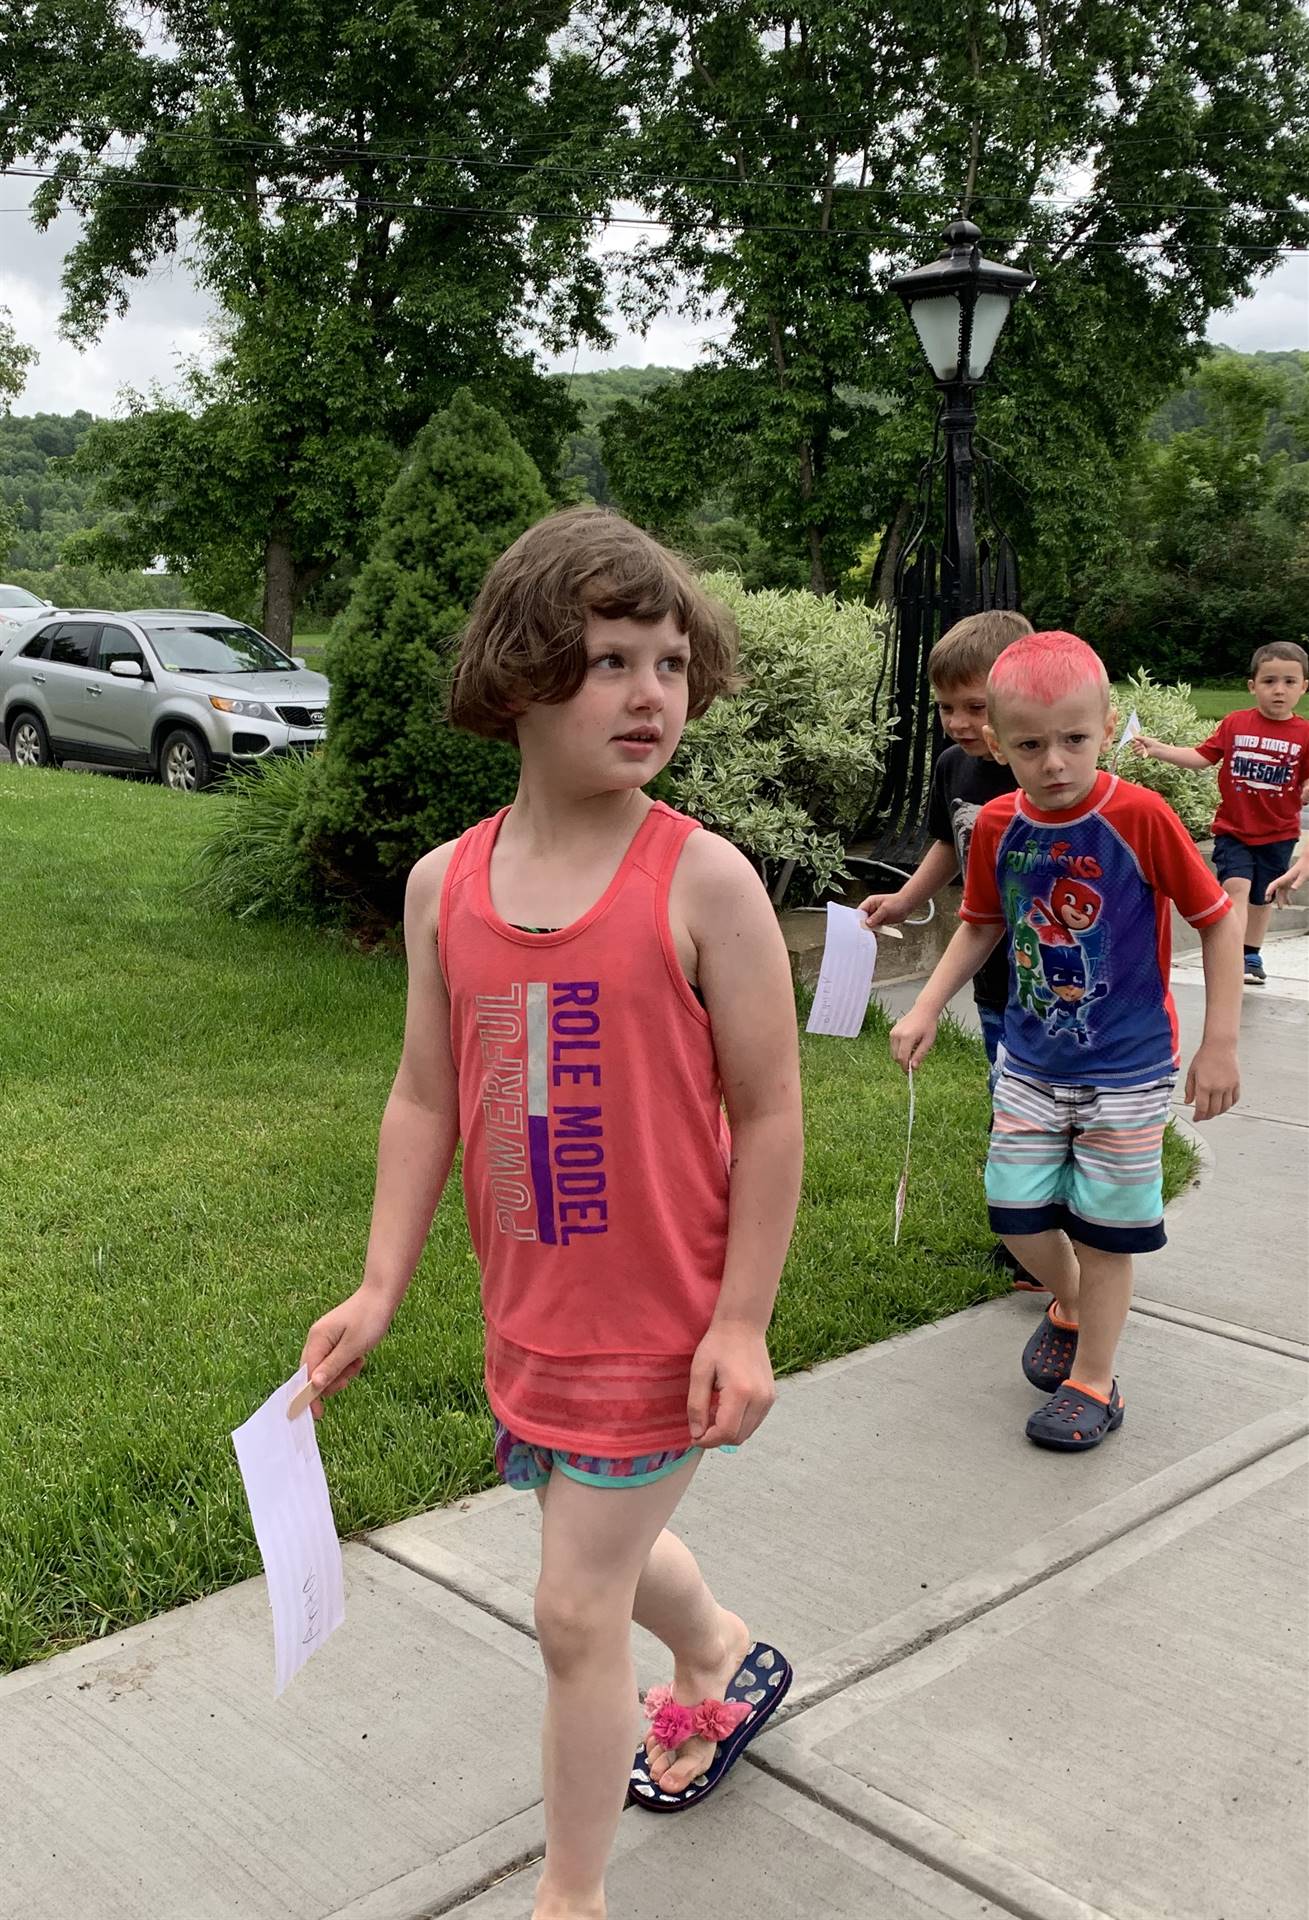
[0,608,330,790]
[0,583,54,634]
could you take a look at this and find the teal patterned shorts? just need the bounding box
[494,1422,736,1491]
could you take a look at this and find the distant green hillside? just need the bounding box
[1150,348,1308,457]
[554,364,683,504]
[0,410,98,571]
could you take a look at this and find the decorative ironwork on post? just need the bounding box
[864,222,1034,861]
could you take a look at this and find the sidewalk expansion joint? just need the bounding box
[360,1535,539,1647]
[1129,1296,1309,1361]
[322,1804,545,1920]
[742,1436,1307,1920]
[744,1744,1114,1920]
[767,1406,1308,1734]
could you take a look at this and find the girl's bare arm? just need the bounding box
[301,845,461,1408]
[359,845,463,1310]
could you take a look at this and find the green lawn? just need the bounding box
[1188,684,1253,721]
[0,765,1196,1672]
[293,629,329,669]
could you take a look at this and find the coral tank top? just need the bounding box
[438,801,731,1455]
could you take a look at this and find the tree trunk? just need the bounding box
[873,498,913,605]
[807,524,827,596]
[262,536,297,650]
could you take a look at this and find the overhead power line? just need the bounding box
[1,164,1303,256]
[0,112,1305,219]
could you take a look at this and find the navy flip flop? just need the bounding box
[627,1640,792,1812]
[1026,1378,1124,1450]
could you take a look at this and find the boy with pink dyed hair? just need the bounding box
[891,631,1243,1451]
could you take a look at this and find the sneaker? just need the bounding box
[1244,955,1266,986]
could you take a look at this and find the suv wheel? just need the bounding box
[8,712,57,769]
[159,727,213,792]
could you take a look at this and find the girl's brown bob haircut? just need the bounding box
[448,506,741,742]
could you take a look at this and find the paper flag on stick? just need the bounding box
[232,1367,346,1696]
[893,1066,916,1246]
[806,903,879,1038]
[1116,709,1142,754]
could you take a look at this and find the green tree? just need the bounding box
[2,0,649,641]
[601,0,1309,598]
[301,390,551,914]
[1070,352,1309,679]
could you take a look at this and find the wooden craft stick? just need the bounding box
[287,1379,318,1421]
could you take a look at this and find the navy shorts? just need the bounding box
[1212,834,1299,908]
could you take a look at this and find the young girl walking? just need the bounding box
[300,507,803,1919]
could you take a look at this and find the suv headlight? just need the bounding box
[210,696,269,720]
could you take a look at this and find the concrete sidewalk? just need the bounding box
[3,938,1306,1920]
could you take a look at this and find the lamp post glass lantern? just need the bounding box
[864,221,1033,857]
[894,219,1034,388]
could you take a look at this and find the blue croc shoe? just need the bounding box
[1026,1378,1124,1451]
[628,1639,792,1813]
[1022,1306,1080,1393]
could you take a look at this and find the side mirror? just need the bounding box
[291,656,306,670]
[109,659,144,679]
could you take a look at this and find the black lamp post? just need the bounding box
[863,220,1033,858]
[890,219,1034,631]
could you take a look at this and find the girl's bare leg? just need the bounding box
[632,1527,750,1794]
[530,1458,700,1920]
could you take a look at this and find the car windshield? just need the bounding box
[150,624,295,674]
[0,585,44,608]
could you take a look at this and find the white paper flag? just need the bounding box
[806,903,879,1038]
[231,1367,346,1696]
[893,1066,916,1246]
[1116,709,1142,754]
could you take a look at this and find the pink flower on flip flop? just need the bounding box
[650,1700,697,1749]
[693,1698,752,1741]
[641,1684,675,1723]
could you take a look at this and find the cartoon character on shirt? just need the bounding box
[1040,943,1109,1045]
[1012,920,1049,1013]
[1029,878,1104,946]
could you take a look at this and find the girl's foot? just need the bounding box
[643,1608,752,1795]
[532,1893,605,1920]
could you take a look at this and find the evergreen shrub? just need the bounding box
[300,389,551,914]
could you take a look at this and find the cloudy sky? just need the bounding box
[2,178,1304,418]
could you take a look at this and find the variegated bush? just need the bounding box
[1105,669,1219,839]
[665,574,893,901]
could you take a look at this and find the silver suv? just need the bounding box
[0,609,330,790]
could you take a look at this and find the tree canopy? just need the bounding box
[599,0,1309,599]
[1,0,652,639]
[1067,350,1309,680]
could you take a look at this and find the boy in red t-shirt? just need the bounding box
[1134,642,1309,984]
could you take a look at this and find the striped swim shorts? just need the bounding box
[985,1069,1176,1254]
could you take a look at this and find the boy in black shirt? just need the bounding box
[859,609,1039,1289]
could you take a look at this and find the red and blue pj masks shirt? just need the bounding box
[961,771,1231,1089]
